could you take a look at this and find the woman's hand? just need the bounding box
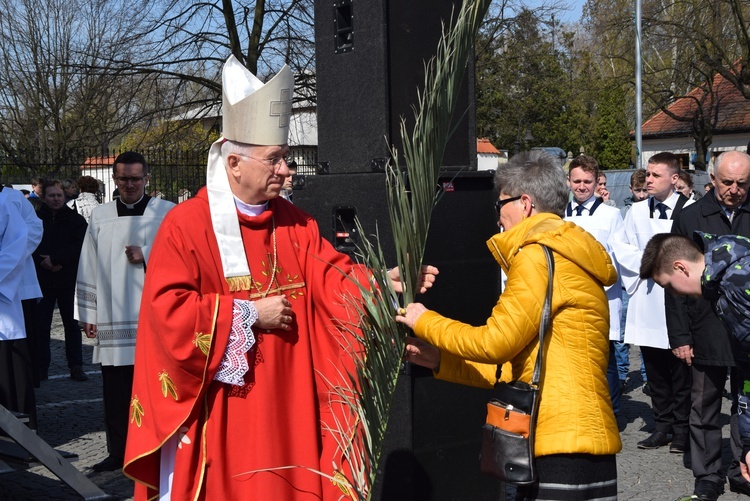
[254,295,294,331]
[404,336,441,371]
[395,302,428,330]
[388,265,439,294]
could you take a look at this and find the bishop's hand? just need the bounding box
[254,295,294,331]
[388,265,439,294]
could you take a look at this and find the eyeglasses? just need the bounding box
[494,195,523,215]
[114,175,146,184]
[246,154,289,174]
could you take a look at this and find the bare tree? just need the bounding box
[95,0,316,106]
[0,0,181,169]
[583,0,750,168]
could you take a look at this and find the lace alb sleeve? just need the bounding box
[214,299,258,385]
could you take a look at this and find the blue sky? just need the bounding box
[562,0,585,23]
[522,0,586,24]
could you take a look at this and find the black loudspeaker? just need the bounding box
[293,172,395,261]
[295,171,502,500]
[314,0,476,174]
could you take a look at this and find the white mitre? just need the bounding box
[206,55,294,291]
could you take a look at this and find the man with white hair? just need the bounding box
[124,56,435,500]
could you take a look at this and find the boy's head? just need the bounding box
[567,155,600,204]
[630,169,648,202]
[646,152,681,201]
[640,233,705,297]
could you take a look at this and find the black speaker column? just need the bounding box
[314,0,476,173]
[301,1,500,499]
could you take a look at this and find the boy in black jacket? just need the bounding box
[641,231,750,482]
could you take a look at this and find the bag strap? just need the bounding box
[494,244,555,386]
[531,244,554,387]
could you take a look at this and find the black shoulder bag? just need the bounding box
[479,244,554,484]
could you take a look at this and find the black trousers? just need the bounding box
[22,299,40,388]
[36,287,83,372]
[101,364,134,460]
[692,362,750,488]
[0,338,37,429]
[690,364,726,485]
[641,346,691,436]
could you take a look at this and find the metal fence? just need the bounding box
[1,147,318,203]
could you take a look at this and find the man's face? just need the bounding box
[42,185,65,211]
[568,167,598,204]
[283,168,296,191]
[630,184,649,202]
[229,144,290,204]
[113,162,148,205]
[711,152,750,209]
[653,269,702,297]
[646,162,678,201]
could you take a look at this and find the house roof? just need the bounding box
[477,137,500,154]
[642,72,750,138]
[80,156,118,170]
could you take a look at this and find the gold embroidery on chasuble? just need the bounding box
[226,254,305,399]
[130,395,144,427]
[193,332,211,356]
[245,251,305,300]
[159,370,178,400]
[332,470,356,500]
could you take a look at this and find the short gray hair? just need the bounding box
[220,139,256,164]
[494,150,569,217]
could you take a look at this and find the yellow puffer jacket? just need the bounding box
[413,212,622,457]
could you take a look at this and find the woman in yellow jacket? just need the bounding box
[397,150,622,500]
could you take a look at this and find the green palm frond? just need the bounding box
[389,0,491,304]
[325,1,492,499]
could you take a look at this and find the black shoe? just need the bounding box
[643,383,653,396]
[637,431,672,449]
[70,366,88,382]
[92,456,123,472]
[729,479,750,495]
[694,480,723,501]
[669,434,690,453]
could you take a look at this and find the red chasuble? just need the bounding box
[124,188,368,500]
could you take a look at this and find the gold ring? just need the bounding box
[397,308,406,316]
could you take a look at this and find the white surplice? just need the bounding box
[564,197,624,341]
[616,192,693,348]
[0,188,42,340]
[74,197,174,366]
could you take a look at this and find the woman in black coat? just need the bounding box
[33,180,88,381]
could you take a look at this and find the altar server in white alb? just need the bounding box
[615,152,693,453]
[563,155,625,414]
[74,152,174,472]
[0,185,42,429]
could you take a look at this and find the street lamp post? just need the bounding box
[513,128,534,156]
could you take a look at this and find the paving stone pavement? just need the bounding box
[1,312,749,500]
